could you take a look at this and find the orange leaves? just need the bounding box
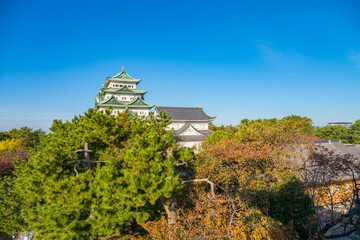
[142,191,286,239]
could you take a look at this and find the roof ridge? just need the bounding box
[175,123,206,136]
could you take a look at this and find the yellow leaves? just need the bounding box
[0,138,21,153]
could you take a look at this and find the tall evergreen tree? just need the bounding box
[1,109,190,239]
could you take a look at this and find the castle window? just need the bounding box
[122,97,126,100]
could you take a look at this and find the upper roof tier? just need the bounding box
[104,68,141,87]
[100,86,147,95]
[155,106,216,121]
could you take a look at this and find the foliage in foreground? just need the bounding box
[143,117,318,239]
[0,113,320,239]
[0,109,192,239]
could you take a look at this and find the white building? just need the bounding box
[154,106,216,148]
[94,67,154,116]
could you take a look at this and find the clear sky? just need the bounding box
[0,0,359,131]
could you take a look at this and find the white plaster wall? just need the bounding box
[178,141,203,149]
[98,107,149,117]
[104,93,136,102]
[166,122,186,130]
[130,109,149,116]
[109,82,136,89]
[166,122,209,131]
[114,94,135,101]
[191,122,209,130]
[97,107,126,115]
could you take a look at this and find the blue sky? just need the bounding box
[0,0,359,131]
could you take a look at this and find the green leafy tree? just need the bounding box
[9,127,45,150]
[1,109,190,239]
[316,125,349,142]
[348,120,360,144]
[282,115,315,136]
[0,132,11,141]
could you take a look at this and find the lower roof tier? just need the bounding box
[95,95,154,109]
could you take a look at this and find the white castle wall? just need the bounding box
[109,82,136,89]
[166,122,209,130]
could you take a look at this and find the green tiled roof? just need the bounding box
[126,97,155,108]
[95,96,154,109]
[100,86,147,95]
[95,96,126,107]
[105,69,141,85]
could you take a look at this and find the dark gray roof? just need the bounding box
[314,140,360,159]
[175,135,208,141]
[198,130,214,137]
[155,106,215,121]
[302,141,360,182]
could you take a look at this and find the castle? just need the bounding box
[95,68,215,147]
[94,67,154,116]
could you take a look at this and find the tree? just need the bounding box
[146,117,317,239]
[142,190,286,239]
[0,139,21,153]
[348,120,360,144]
[0,109,191,239]
[316,125,349,143]
[0,132,11,141]
[9,127,45,150]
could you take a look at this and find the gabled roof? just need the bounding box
[126,97,155,109]
[95,95,126,107]
[100,86,147,95]
[155,106,216,121]
[105,69,141,86]
[175,123,205,136]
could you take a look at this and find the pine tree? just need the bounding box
[1,109,189,239]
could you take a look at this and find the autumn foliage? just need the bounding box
[143,117,317,239]
[142,191,285,240]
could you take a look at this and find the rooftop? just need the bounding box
[155,106,215,121]
[104,67,141,85]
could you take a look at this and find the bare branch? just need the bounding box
[73,149,93,154]
[175,161,188,167]
[182,178,216,199]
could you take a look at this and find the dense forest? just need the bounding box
[1,111,359,239]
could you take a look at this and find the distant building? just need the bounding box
[305,140,360,217]
[327,122,353,128]
[94,67,154,116]
[154,106,216,148]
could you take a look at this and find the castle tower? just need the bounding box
[94,67,154,116]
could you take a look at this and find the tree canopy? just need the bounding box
[315,120,360,144]
[0,114,322,239]
[0,109,192,239]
